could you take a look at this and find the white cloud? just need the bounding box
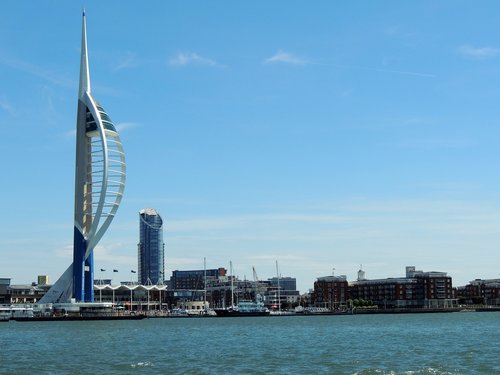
[167,213,350,233]
[168,52,218,67]
[372,67,436,78]
[384,25,401,36]
[112,52,139,71]
[93,242,137,265]
[63,129,76,138]
[167,257,206,267]
[264,50,307,65]
[339,88,354,97]
[115,122,141,132]
[245,254,305,262]
[458,45,500,59]
[0,99,15,115]
[54,242,135,265]
[397,137,472,150]
[55,244,72,259]
[0,55,74,88]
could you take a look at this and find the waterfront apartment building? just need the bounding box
[349,266,456,308]
[170,268,227,290]
[349,277,419,308]
[312,275,349,309]
[138,209,165,285]
[457,279,500,305]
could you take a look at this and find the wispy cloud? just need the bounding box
[342,63,436,78]
[167,257,207,267]
[0,98,15,115]
[115,122,141,132]
[41,85,61,127]
[168,52,218,67]
[54,244,72,259]
[63,129,76,138]
[264,50,307,65]
[370,67,436,78]
[339,88,354,98]
[112,51,139,71]
[458,45,500,59]
[168,213,350,233]
[93,242,137,265]
[0,55,74,88]
[246,254,305,262]
[383,25,416,39]
[336,64,435,78]
[384,25,401,36]
[262,50,434,77]
[397,137,472,150]
[55,242,136,265]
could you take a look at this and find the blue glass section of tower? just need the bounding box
[73,227,94,301]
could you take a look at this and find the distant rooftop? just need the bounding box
[140,208,159,216]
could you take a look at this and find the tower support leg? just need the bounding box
[73,226,86,302]
[84,250,94,302]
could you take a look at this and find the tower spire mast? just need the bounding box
[79,9,91,98]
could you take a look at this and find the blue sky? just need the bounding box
[2,1,500,292]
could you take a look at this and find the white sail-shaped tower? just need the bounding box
[40,11,126,303]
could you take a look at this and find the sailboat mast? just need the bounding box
[203,257,207,311]
[276,260,281,313]
[230,261,234,307]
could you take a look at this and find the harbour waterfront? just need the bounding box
[1,312,499,374]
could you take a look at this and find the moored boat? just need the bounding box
[214,300,270,317]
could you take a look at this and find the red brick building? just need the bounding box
[457,279,500,305]
[349,278,419,308]
[312,276,348,309]
[349,266,456,309]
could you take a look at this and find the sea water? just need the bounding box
[1,312,499,374]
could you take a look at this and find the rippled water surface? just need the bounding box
[1,312,499,374]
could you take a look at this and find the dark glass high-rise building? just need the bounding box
[138,209,165,285]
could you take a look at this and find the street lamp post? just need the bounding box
[99,268,105,302]
[158,271,163,311]
[130,270,136,312]
[112,269,118,306]
[130,287,133,312]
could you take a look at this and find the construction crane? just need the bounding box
[252,266,263,303]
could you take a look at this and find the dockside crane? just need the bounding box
[252,266,264,303]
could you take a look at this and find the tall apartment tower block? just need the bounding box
[138,209,165,285]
